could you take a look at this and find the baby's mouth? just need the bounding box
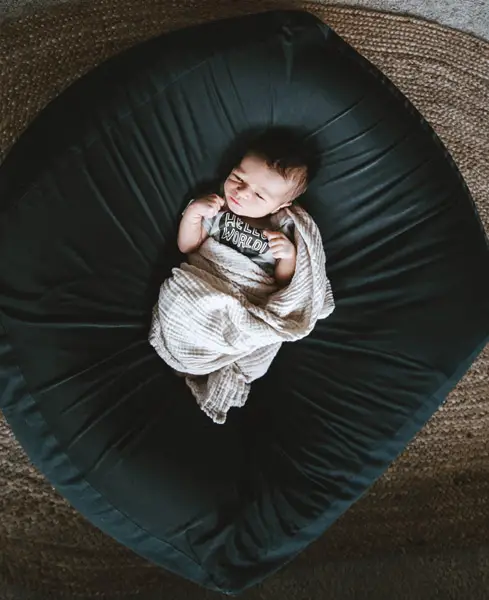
[229,195,242,207]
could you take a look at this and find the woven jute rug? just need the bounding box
[0,1,488,598]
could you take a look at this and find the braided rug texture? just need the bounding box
[0,1,488,598]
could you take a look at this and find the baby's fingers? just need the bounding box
[264,230,284,240]
[268,238,286,249]
[270,248,287,259]
[208,196,225,214]
[210,194,225,208]
[268,241,285,255]
[203,205,219,218]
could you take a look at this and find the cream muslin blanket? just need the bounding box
[149,206,335,424]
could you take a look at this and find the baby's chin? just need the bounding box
[227,203,253,218]
[224,192,246,216]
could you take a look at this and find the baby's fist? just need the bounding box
[264,230,296,260]
[190,194,225,219]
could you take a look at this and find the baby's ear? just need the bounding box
[271,200,293,214]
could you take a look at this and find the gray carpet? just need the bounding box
[334,0,489,39]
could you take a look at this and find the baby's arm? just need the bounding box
[275,254,297,287]
[264,230,297,287]
[178,194,224,254]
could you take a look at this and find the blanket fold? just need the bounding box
[149,206,335,424]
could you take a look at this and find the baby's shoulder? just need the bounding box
[269,208,295,236]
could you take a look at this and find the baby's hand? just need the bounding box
[264,230,296,260]
[188,194,225,220]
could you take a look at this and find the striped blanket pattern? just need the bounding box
[149,205,335,424]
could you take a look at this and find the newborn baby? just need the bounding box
[178,131,309,287]
[151,130,332,423]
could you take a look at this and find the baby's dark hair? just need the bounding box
[244,129,310,199]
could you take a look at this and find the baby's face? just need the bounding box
[223,154,297,219]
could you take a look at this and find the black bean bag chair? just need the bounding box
[0,9,488,595]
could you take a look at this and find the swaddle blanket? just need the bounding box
[149,205,335,424]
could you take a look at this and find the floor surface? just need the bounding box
[0,0,488,40]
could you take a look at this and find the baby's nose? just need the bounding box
[237,181,251,198]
